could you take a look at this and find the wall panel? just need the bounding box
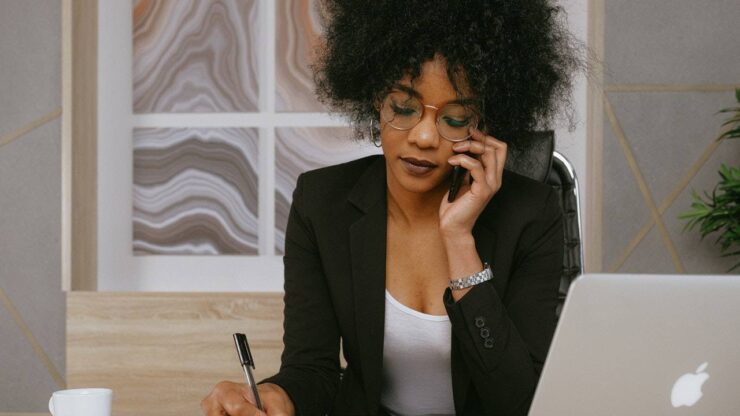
[601,0,740,273]
[0,0,65,411]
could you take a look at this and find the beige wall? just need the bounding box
[0,0,65,412]
[599,0,740,273]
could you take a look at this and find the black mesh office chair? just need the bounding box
[504,131,584,317]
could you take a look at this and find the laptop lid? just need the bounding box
[529,273,740,415]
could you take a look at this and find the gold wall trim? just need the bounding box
[605,84,740,93]
[0,108,62,149]
[0,287,65,388]
[603,93,686,272]
[608,129,726,272]
[608,219,654,273]
[62,0,98,291]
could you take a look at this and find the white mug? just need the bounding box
[48,388,112,416]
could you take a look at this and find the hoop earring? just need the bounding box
[370,120,382,148]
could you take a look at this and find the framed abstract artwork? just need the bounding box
[93,0,379,291]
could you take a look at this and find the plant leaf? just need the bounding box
[679,90,740,271]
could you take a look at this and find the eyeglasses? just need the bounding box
[379,89,481,142]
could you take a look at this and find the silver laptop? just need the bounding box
[529,273,740,415]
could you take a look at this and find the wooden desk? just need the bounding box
[67,292,284,416]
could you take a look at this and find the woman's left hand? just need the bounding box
[438,127,507,239]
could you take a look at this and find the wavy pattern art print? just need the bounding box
[276,0,327,112]
[133,0,260,113]
[133,128,259,255]
[275,127,381,253]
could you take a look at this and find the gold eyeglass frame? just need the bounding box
[379,89,482,143]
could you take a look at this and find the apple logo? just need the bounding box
[671,362,710,408]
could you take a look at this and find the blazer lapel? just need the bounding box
[348,156,388,414]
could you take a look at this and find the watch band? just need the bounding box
[449,263,493,290]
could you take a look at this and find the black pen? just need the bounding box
[233,333,263,411]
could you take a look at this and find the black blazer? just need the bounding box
[260,154,564,415]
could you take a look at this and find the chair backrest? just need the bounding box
[504,131,583,317]
[545,151,584,317]
[504,131,555,182]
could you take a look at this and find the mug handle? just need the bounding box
[48,396,55,415]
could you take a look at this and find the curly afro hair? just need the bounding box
[312,0,588,147]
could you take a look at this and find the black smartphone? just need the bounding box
[447,155,470,202]
[448,123,485,202]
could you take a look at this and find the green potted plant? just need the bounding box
[679,88,740,272]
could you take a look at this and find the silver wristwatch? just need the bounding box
[449,263,493,290]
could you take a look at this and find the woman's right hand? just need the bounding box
[200,381,295,416]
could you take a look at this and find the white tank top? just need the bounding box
[380,290,456,416]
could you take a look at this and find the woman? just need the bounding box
[202,1,583,415]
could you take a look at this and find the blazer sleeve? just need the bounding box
[258,174,341,415]
[443,186,564,415]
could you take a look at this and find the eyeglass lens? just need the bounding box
[380,91,477,141]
